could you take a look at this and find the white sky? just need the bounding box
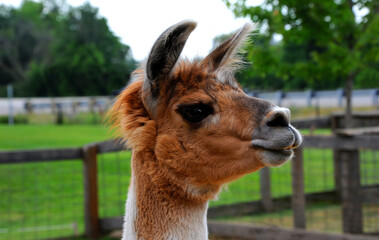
[1,0,261,61]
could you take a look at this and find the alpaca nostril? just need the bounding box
[266,108,290,127]
[267,114,288,127]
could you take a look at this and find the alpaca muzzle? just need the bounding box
[251,107,302,166]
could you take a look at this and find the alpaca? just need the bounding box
[110,20,302,240]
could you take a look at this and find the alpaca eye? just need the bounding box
[177,104,213,123]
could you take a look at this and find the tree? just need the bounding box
[0,0,136,97]
[224,0,379,127]
[0,1,51,85]
[26,3,136,96]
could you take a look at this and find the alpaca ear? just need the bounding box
[203,23,253,72]
[146,20,197,96]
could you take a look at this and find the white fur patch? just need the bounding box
[207,113,220,126]
[122,176,137,240]
[216,70,239,89]
[122,178,209,239]
[165,203,209,240]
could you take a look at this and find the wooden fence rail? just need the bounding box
[0,147,82,164]
[1,135,379,239]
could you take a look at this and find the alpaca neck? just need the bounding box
[122,151,209,240]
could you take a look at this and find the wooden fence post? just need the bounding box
[306,90,313,107]
[337,88,344,107]
[51,98,57,114]
[339,149,363,234]
[259,167,273,212]
[333,150,342,194]
[83,143,100,238]
[276,91,283,106]
[291,147,306,229]
[373,89,379,106]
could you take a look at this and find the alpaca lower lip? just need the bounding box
[266,148,293,156]
[251,138,296,152]
[253,145,293,156]
[253,145,295,167]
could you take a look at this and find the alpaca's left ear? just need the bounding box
[143,20,197,118]
[202,23,253,73]
[146,20,197,96]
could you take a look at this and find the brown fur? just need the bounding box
[109,21,301,239]
[110,60,272,238]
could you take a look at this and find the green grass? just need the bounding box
[0,125,378,239]
[0,124,115,239]
[0,124,111,150]
[289,106,378,119]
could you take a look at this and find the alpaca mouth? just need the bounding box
[251,125,302,166]
[254,147,294,156]
[252,144,295,167]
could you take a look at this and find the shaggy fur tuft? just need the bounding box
[108,77,156,152]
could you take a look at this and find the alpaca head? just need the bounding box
[111,20,302,201]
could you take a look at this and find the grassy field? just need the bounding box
[0,124,378,239]
[288,106,378,119]
[0,124,111,150]
[0,125,113,239]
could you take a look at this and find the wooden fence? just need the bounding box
[1,134,379,239]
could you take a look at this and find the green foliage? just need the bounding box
[0,114,28,124]
[355,14,379,88]
[0,1,48,85]
[224,0,379,90]
[0,0,136,97]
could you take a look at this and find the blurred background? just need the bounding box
[0,0,378,240]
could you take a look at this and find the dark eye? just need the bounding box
[177,103,214,123]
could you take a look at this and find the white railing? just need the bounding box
[0,88,378,116]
